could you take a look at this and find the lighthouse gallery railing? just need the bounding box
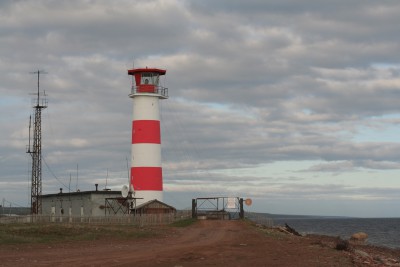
[130,85,168,98]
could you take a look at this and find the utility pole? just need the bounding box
[26,70,48,215]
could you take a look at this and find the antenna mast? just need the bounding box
[26,70,48,215]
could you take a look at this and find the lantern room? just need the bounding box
[127,68,168,99]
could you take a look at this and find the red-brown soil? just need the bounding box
[0,220,399,266]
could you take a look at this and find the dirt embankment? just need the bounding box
[0,220,399,266]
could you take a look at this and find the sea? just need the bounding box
[246,213,400,249]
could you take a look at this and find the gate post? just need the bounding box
[239,198,244,219]
[191,199,196,218]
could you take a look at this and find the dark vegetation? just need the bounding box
[0,223,161,244]
[169,218,197,227]
[0,217,197,245]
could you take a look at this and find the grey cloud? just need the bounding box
[304,160,400,173]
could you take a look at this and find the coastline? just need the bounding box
[254,221,400,266]
[247,212,400,249]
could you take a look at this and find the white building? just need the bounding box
[40,187,123,218]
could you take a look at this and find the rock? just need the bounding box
[350,232,368,244]
[335,238,350,251]
[354,249,370,258]
[284,223,302,236]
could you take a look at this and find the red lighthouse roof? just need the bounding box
[127,67,168,99]
[128,68,166,76]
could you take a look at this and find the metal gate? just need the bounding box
[192,197,244,220]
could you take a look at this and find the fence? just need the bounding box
[245,212,274,227]
[0,210,191,226]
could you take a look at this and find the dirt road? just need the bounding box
[0,220,354,266]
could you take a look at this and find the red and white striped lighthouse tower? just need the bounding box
[127,67,168,205]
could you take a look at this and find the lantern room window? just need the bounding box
[140,73,160,86]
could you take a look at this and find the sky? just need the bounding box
[1,0,400,217]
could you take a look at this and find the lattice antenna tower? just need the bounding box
[26,70,48,215]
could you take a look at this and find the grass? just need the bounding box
[243,219,290,240]
[261,228,290,240]
[169,218,197,227]
[0,216,196,245]
[0,223,159,245]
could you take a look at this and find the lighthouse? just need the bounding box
[127,67,168,205]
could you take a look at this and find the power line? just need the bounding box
[42,156,69,189]
[2,198,25,208]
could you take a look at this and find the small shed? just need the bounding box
[131,199,176,215]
